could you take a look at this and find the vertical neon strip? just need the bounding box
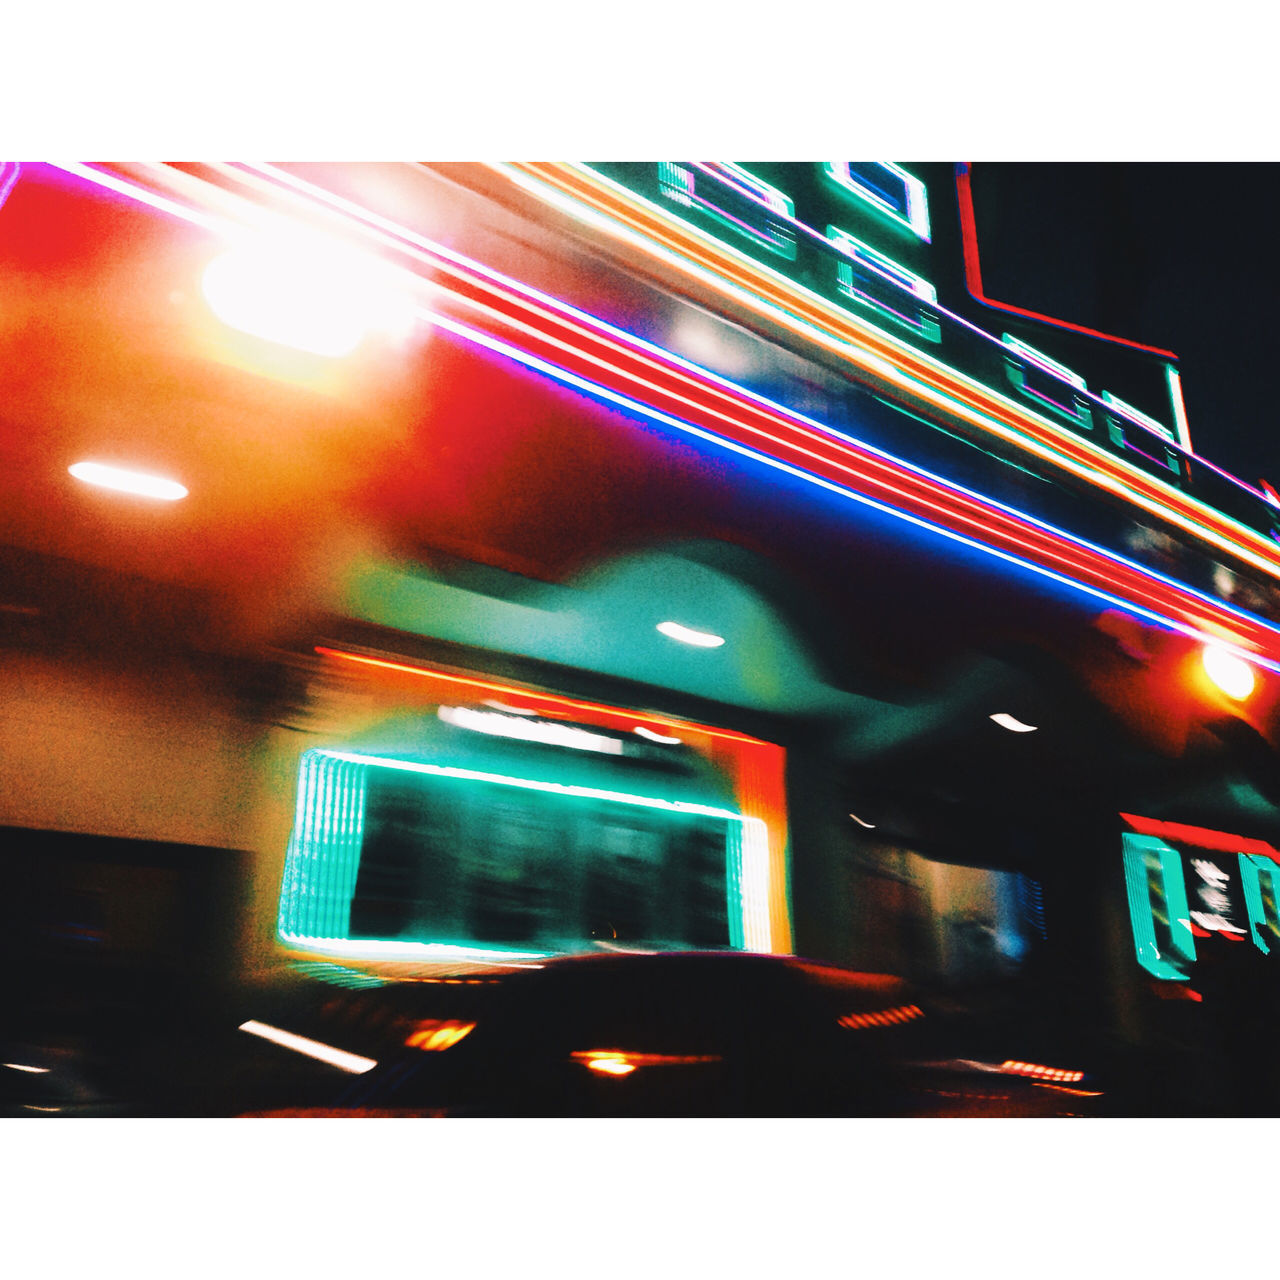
[1238,853,1279,955]
[1122,833,1195,980]
[1166,365,1194,454]
[725,820,745,950]
[740,816,771,951]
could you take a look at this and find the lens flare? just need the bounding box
[1202,645,1255,699]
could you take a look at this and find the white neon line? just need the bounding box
[277,933,548,963]
[4,1062,50,1074]
[422,306,1280,676]
[849,813,877,829]
[237,1019,377,1074]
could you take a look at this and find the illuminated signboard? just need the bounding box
[512,161,1280,553]
[1121,815,1280,980]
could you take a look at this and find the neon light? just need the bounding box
[989,712,1037,733]
[572,1050,722,1074]
[424,306,1280,676]
[237,1019,377,1073]
[68,461,188,501]
[312,646,787,953]
[1002,334,1093,430]
[837,1004,923,1029]
[438,705,624,754]
[277,747,766,955]
[1101,391,1174,443]
[4,1063,49,1074]
[634,726,682,744]
[1166,365,1193,453]
[848,812,877,829]
[1238,854,1280,955]
[658,163,796,260]
[1000,1060,1085,1083]
[279,934,549,962]
[824,162,930,241]
[827,225,940,341]
[1202,644,1256,699]
[954,163,1178,358]
[52,161,1277,585]
[1122,833,1195,981]
[49,164,1280,665]
[656,620,726,648]
[491,163,1280,580]
[1121,814,1280,860]
[580,1054,636,1076]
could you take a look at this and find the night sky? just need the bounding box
[973,163,1280,491]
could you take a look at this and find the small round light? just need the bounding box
[1202,645,1255,700]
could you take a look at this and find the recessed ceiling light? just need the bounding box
[69,461,188,501]
[1201,645,1255,700]
[635,726,682,744]
[990,712,1037,733]
[656,620,725,648]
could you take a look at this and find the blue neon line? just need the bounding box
[248,159,1270,517]
[424,308,1280,675]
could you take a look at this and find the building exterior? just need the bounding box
[4,161,1279,1100]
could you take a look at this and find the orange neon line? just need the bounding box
[314,646,769,746]
[500,163,1280,577]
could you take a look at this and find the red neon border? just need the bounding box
[1120,812,1280,861]
[955,164,1179,361]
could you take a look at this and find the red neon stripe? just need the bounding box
[1120,813,1280,861]
[498,164,1279,571]
[955,164,1179,360]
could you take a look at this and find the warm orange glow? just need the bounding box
[404,1020,476,1051]
[1000,1059,1085,1083]
[837,1004,923,1030]
[572,1050,722,1077]
[583,1055,637,1076]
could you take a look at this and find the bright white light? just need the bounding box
[482,699,539,716]
[438,705,623,754]
[849,812,877,829]
[1202,645,1255,699]
[656,620,726,648]
[634,725,682,744]
[238,1020,377,1074]
[990,712,1038,733]
[4,1062,50,1074]
[69,461,188,501]
[201,239,417,357]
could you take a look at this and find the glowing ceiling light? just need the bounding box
[989,712,1038,733]
[68,461,188,501]
[438,705,623,754]
[201,239,417,356]
[237,1019,377,1074]
[657,620,726,648]
[1202,645,1256,699]
[634,725,682,744]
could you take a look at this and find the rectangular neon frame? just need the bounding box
[824,161,931,241]
[827,224,940,342]
[277,747,766,960]
[658,162,797,261]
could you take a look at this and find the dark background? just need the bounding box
[973,163,1280,489]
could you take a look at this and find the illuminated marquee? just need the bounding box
[1121,815,1280,980]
